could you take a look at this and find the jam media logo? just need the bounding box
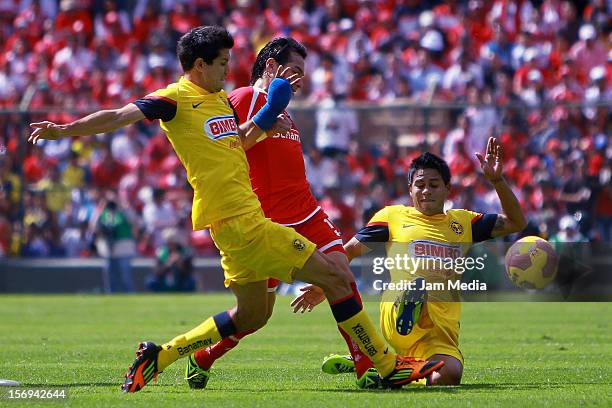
[408,240,462,259]
[204,115,238,141]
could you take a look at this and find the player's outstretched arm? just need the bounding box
[290,238,373,313]
[475,137,527,238]
[28,103,145,144]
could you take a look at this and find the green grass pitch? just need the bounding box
[0,295,610,407]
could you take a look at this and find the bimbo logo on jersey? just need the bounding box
[409,240,462,259]
[204,115,238,140]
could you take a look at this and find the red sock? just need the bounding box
[337,282,374,378]
[193,329,255,370]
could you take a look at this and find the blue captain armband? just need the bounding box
[252,78,292,130]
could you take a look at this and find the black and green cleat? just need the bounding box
[355,367,382,389]
[321,354,356,375]
[185,354,211,390]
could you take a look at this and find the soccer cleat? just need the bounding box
[121,341,161,393]
[381,356,444,388]
[185,354,211,389]
[355,367,381,389]
[321,354,356,375]
[395,277,427,335]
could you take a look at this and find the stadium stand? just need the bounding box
[0,0,610,261]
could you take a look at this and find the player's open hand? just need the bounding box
[274,64,302,89]
[290,284,326,313]
[29,121,64,144]
[475,137,503,182]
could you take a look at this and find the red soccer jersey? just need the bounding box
[229,86,319,225]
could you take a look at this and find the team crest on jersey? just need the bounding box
[450,220,464,235]
[204,115,238,140]
[293,239,306,251]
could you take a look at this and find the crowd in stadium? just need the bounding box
[0,0,610,259]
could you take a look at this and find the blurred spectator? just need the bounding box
[36,164,70,213]
[480,23,515,70]
[94,196,135,293]
[584,65,612,119]
[0,189,11,255]
[408,30,445,96]
[0,157,20,212]
[146,229,195,292]
[61,220,93,257]
[23,147,50,184]
[90,144,129,190]
[443,49,484,98]
[21,223,50,257]
[443,114,470,159]
[305,146,339,197]
[550,215,588,243]
[465,87,498,165]
[569,24,607,79]
[142,188,178,248]
[62,150,86,189]
[315,92,358,157]
[594,175,612,242]
[519,69,545,107]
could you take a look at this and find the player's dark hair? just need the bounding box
[408,152,451,186]
[177,26,234,71]
[250,37,307,85]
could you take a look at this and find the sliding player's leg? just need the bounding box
[323,250,378,387]
[293,251,444,386]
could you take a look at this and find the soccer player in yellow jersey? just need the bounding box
[28,26,442,392]
[292,140,527,385]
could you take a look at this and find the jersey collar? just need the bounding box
[180,76,214,95]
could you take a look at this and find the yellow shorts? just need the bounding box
[210,209,317,287]
[379,301,463,364]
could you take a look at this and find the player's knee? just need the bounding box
[233,308,268,331]
[242,313,268,331]
[438,371,462,385]
[436,363,462,385]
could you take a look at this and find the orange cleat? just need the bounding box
[121,342,161,393]
[381,356,444,388]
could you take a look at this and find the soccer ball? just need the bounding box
[505,236,559,289]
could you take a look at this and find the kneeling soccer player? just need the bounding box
[292,142,526,385]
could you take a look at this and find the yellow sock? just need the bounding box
[157,317,223,372]
[337,309,396,377]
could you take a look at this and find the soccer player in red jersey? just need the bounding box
[187,38,380,389]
